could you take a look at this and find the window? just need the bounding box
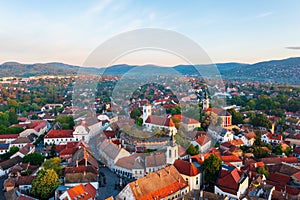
[196,177,199,185]
[169,150,171,158]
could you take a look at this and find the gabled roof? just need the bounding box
[221,155,242,163]
[230,139,244,146]
[173,159,200,176]
[15,176,35,186]
[115,153,142,170]
[71,148,98,169]
[245,131,256,140]
[45,129,73,138]
[195,135,211,146]
[65,166,98,183]
[265,132,282,141]
[65,183,96,200]
[145,152,166,168]
[292,171,300,180]
[0,134,19,139]
[11,137,32,144]
[145,115,175,127]
[216,167,244,195]
[0,156,22,170]
[127,165,187,200]
[98,140,122,161]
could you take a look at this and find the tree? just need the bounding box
[50,144,56,158]
[228,108,244,125]
[30,169,60,199]
[23,153,45,165]
[0,146,19,160]
[8,108,18,125]
[249,113,272,129]
[186,144,199,156]
[130,108,141,120]
[42,157,63,177]
[202,154,222,184]
[53,116,74,130]
[257,167,269,178]
[134,118,143,127]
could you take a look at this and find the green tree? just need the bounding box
[228,108,244,125]
[8,108,18,125]
[30,169,60,199]
[0,146,19,160]
[186,144,199,156]
[202,154,222,183]
[53,116,74,130]
[23,153,45,165]
[50,144,56,158]
[134,118,143,127]
[257,167,269,178]
[130,108,142,120]
[249,113,272,129]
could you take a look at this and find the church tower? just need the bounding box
[142,104,152,124]
[202,91,210,111]
[166,134,178,164]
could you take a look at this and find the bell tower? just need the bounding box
[142,104,152,124]
[202,91,210,111]
[166,133,178,164]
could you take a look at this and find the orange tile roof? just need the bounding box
[245,131,256,139]
[128,165,187,200]
[230,139,244,146]
[66,183,96,200]
[173,159,200,176]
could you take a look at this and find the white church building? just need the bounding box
[142,105,177,136]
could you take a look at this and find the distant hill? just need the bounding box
[0,57,299,84]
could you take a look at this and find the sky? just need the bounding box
[0,0,300,66]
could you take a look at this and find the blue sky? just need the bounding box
[0,0,300,66]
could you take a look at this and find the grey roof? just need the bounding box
[11,137,32,144]
[99,140,121,160]
[0,156,22,170]
[144,153,166,168]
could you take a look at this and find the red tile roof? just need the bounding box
[45,129,73,138]
[221,155,242,163]
[103,130,117,139]
[0,134,19,139]
[281,157,298,163]
[59,147,78,156]
[145,116,175,127]
[217,168,242,195]
[195,135,210,146]
[173,159,200,176]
